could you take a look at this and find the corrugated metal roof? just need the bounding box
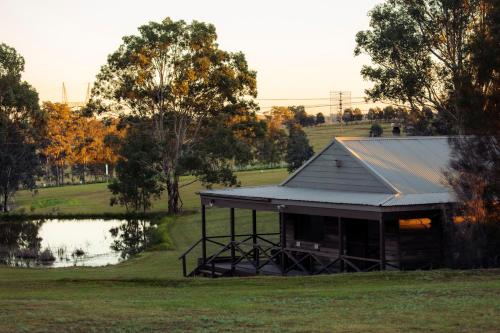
[200,186,393,206]
[200,137,456,207]
[200,185,454,207]
[337,137,451,194]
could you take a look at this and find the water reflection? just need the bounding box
[0,219,151,267]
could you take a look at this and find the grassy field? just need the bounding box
[1,125,499,332]
[11,168,288,216]
[1,269,499,333]
[304,121,395,151]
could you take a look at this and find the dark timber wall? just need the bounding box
[397,216,443,269]
[283,213,443,271]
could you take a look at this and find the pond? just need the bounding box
[0,218,153,268]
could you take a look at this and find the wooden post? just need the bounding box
[338,217,344,273]
[439,206,448,268]
[280,212,286,248]
[396,218,402,270]
[280,212,286,275]
[182,257,187,277]
[201,204,207,264]
[379,217,386,270]
[230,208,235,274]
[252,210,259,272]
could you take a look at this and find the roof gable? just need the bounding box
[282,140,395,194]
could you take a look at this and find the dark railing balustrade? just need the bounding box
[179,231,390,278]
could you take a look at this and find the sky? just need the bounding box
[0,0,383,114]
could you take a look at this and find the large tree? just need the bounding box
[355,0,495,134]
[444,0,500,267]
[91,18,258,213]
[0,43,44,212]
[356,0,500,267]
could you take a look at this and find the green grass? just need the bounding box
[11,168,288,216]
[304,121,396,151]
[2,129,499,332]
[1,269,499,332]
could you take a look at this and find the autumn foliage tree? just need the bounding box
[43,102,123,185]
[42,102,78,185]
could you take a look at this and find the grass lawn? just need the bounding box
[2,133,499,332]
[1,270,499,333]
[304,121,396,152]
[10,168,288,216]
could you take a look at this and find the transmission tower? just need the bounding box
[84,83,91,104]
[61,82,90,109]
[329,91,351,135]
[62,82,68,104]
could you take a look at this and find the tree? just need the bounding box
[443,0,500,267]
[258,109,288,165]
[286,123,314,172]
[357,0,500,267]
[382,106,396,121]
[355,0,495,134]
[0,44,44,212]
[290,105,307,126]
[315,112,325,125]
[445,136,500,267]
[42,102,79,185]
[342,108,353,123]
[91,18,258,213]
[369,123,383,137]
[108,121,165,213]
[42,103,124,185]
[289,105,316,127]
[395,107,409,122]
[352,108,363,121]
[367,108,376,122]
[265,106,294,128]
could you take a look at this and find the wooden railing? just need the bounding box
[178,232,280,277]
[180,234,394,277]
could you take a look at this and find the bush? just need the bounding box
[370,123,383,137]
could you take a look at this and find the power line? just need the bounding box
[259,104,336,110]
[256,97,331,101]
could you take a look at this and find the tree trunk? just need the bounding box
[166,175,180,214]
[2,191,8,213]
[82,163,86,184]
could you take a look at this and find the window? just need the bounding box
[293,214,325,242]
[399,218,432,230]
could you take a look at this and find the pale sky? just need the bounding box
[0,0,383,114]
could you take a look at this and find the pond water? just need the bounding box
[0,219,152,268]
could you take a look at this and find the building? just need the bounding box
[180,137,455,277]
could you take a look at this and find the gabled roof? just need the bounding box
[200,136,455,208]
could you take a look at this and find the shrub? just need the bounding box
[370,123,383,137]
